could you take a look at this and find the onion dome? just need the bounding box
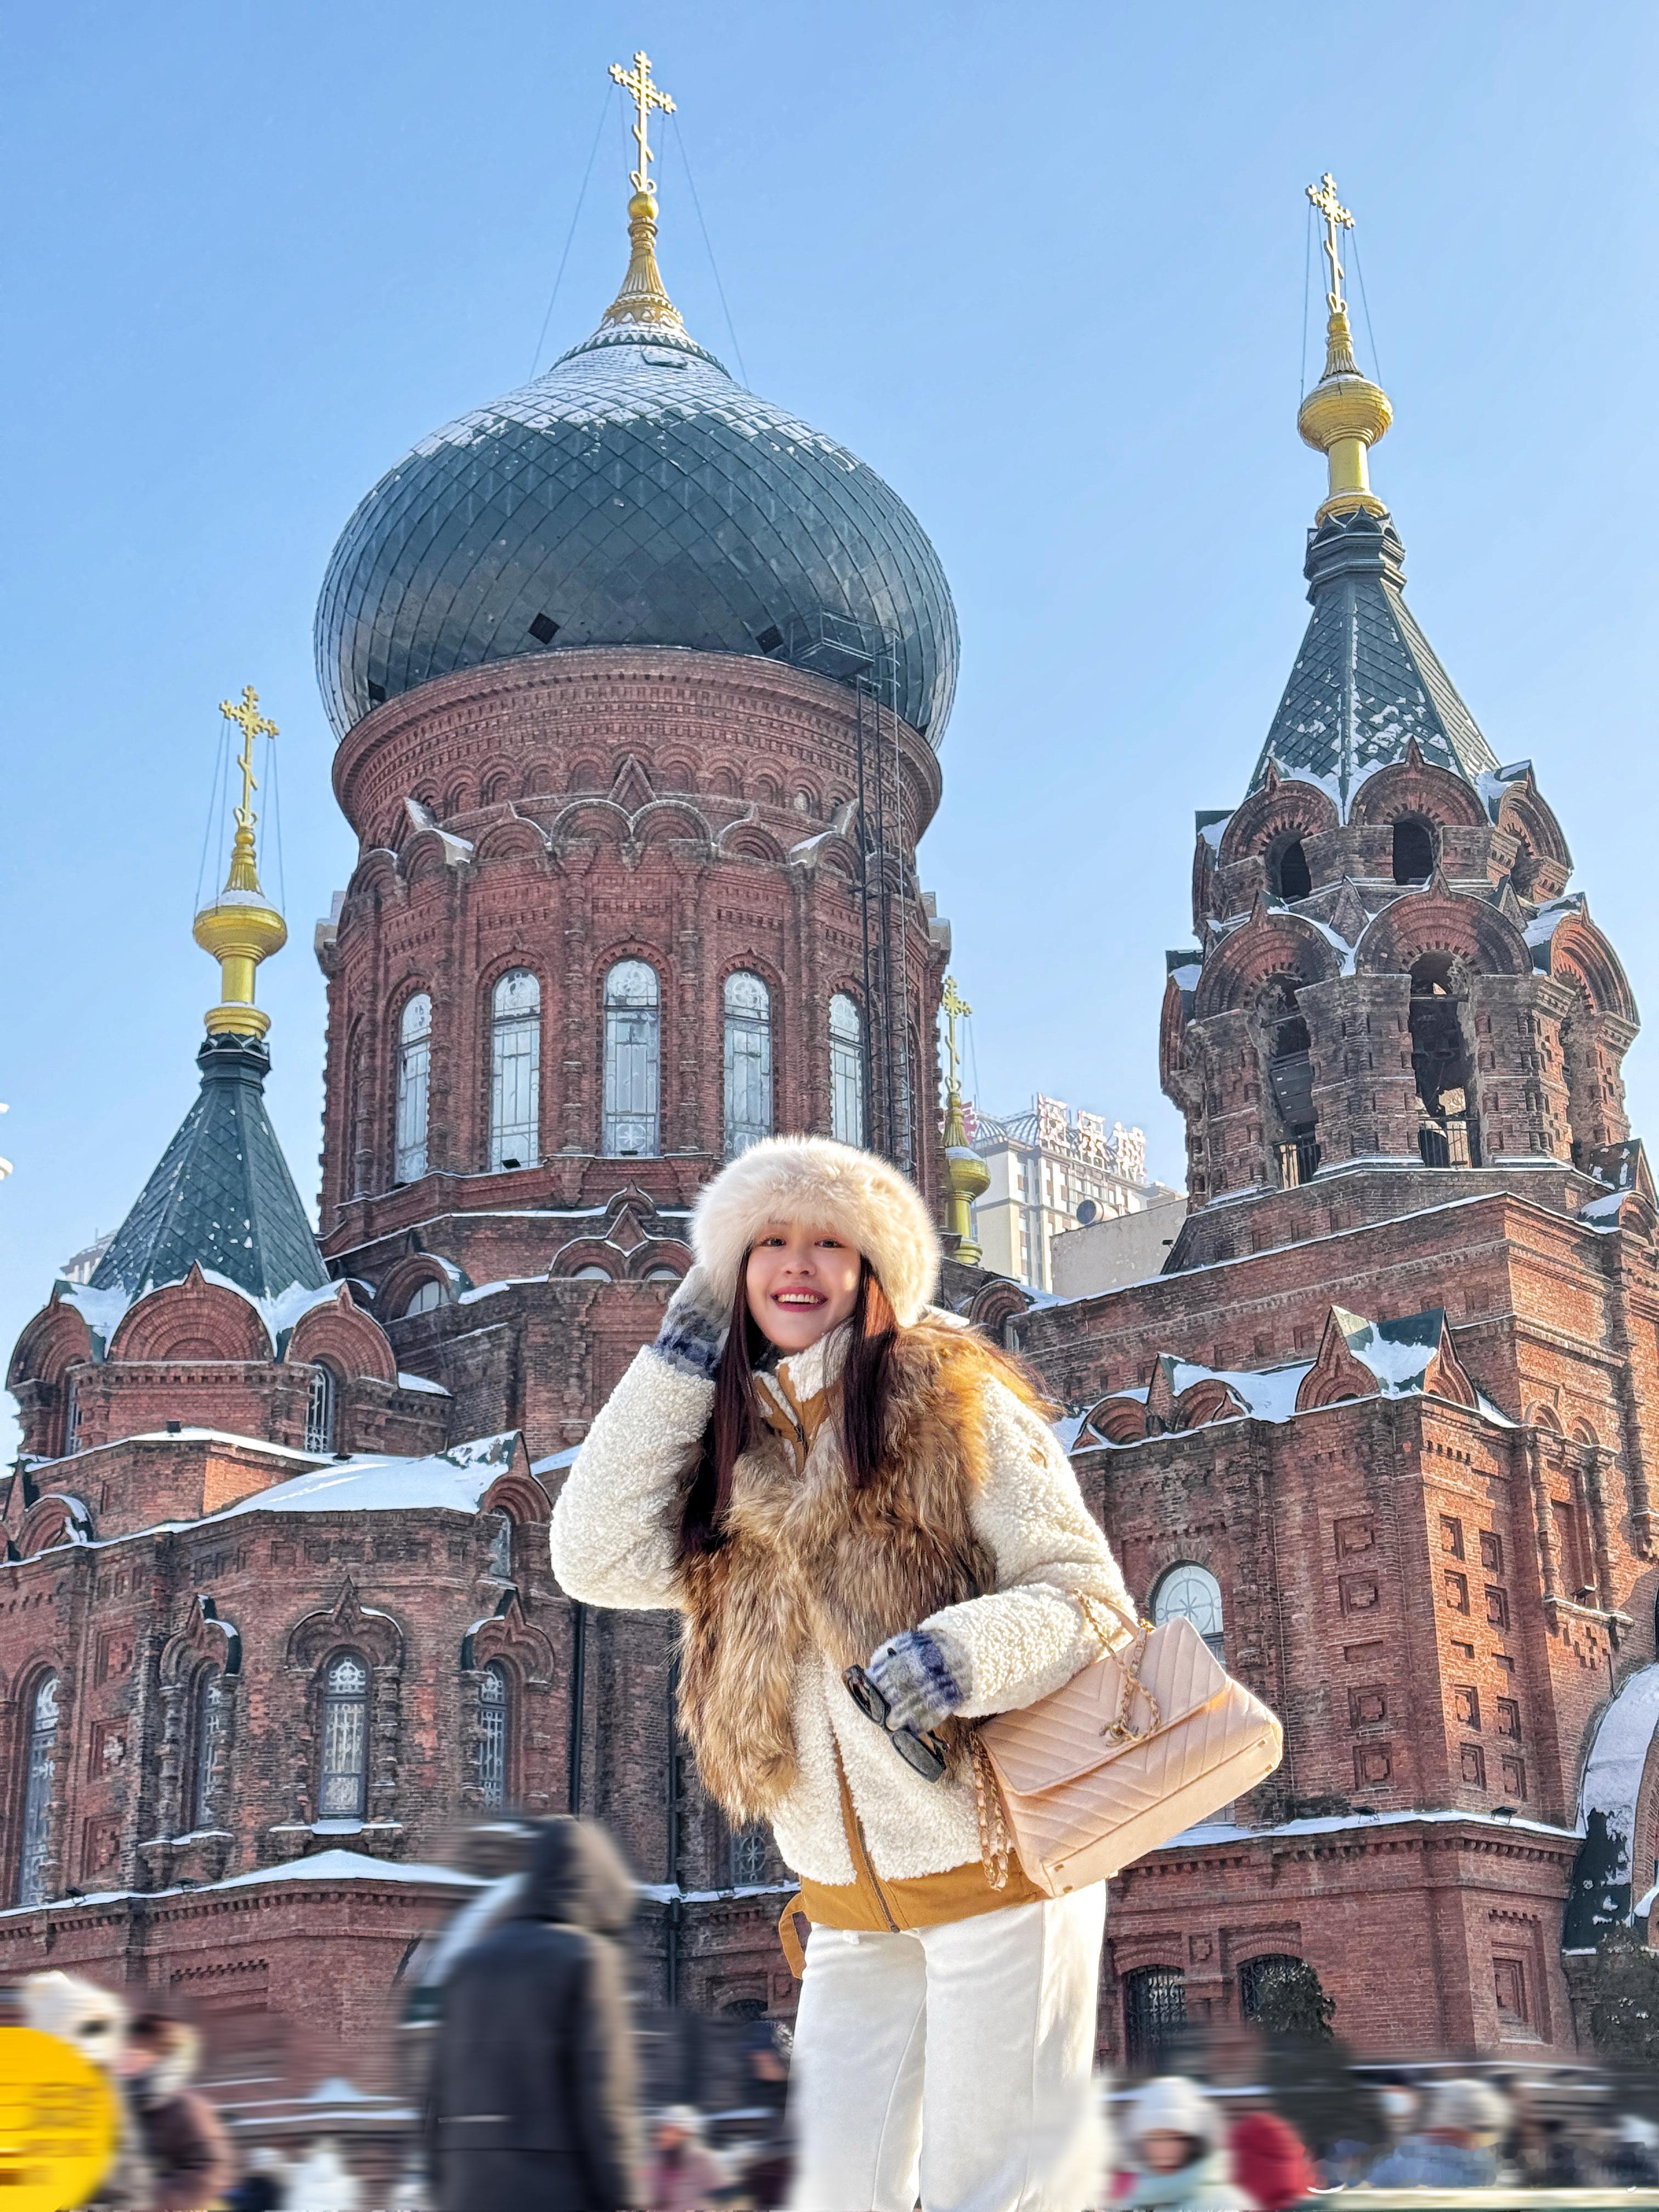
[314,165,958,743]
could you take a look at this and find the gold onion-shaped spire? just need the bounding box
[193,686,287,1039]
[602,49,686,335]
[940,978,989,1265]
[1296,173,1392,523]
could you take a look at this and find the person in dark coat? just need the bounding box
[117,2015,236,2212]
[424,1816,641,2212]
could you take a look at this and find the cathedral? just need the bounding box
[3,75,1656,2137]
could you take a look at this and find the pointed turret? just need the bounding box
[90,690,326,1309]
[1249,176,1496,812]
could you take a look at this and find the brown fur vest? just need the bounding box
[675,1318,1049,1824]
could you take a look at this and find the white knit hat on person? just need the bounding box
[1126,2073,1222,2154]
[19,1971,128,2067]
[691,1136,943,1328]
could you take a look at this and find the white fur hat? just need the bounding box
[20,1971,127,2064]
[691,1137,943,1328]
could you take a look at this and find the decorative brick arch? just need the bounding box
[375,1255,460,1321]
[286,1287,396,1383]
[632,799,716,857]
[1348,750,1488,830]
[111,1267,270,1363]
[1193,913,1341,1021]
[723,826,788,865]
[545,798,632,854]
[15,1493,93,1559]
[283,1579,405,1833]
[1083,1396,1152,1447]
[1217,774,1338,866]
[1550,916,1638,1024]
[966,1279,1033,1340]
[1496,778,1572,897]
[471,816,551,865]
[1173,1379,1248,1431]
[1355,885,1530,979]
[153,1597,242,1861]
[460,1590,555,1684]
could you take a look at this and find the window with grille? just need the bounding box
[489,969,541,1170]
[396,994,432,1181]
[731,1826,769,1886]
[477,1664,508,1809]
[1152,1562,1226,1661]
[319,1654,369,1820]
[723,973,773,1159]
[1122,1965,1186,2068]
[18,1675,58,1905]
[830,994,865,1147]
[1239,1953,1304,2023]
[304,1364,337,1454]
[403,1278,446,1317]
[193,1668,227,1831]
[602,962,660,1156]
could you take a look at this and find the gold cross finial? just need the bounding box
[610,49,675,198]
[219,685,278,837]
[1306,172,1355,314]
[941,975,972,1096]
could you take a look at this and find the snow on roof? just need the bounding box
[212,1434,520,1520]
[1170,963,1201,993]
[1523,895,1583,950]
[0,1847,483,1920]
[1169,1357,1310,1424]
[531,1444,582,1475]
[1164,1804,1576,1851]
[397,1372,451,1395]
[58,1272,340,1358]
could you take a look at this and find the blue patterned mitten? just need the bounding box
[652,1264,730,1381]
[866,1628,965,1734]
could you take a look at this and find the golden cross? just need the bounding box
[1306,172,1355,314]
[219,684,278,833]
[610,49,675,196]
[941,975,972,1096]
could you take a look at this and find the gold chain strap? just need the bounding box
[1077,1593,1162,1742]
[969,1735,1011,1892]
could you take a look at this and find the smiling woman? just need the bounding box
[550,1135,1132,2212]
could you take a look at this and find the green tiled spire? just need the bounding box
[1249,508,1498,814]
[91,1035,327,1307]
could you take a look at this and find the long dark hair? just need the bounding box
[676,1255,898,1561]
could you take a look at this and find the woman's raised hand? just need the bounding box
[651,1263,731,1381]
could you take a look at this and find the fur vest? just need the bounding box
[675,1319,1049,1824]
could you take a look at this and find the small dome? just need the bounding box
[314,315,958,743]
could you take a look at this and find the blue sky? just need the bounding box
[4,1,1657,1447]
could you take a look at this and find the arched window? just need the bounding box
[348,1032,374,1198]
[484,1513,513,1581]
[1270,837,1312,901]
[1392,818,1435,884]
[318,1654,369,1820]
[1264,979,1317,1188]
[395,994,432,1182]
[489,969,540,1171]
[1409,954,1480,1167]
[723,972,773,1159]
[1239,1953,1306,2024]
[1152,1562,1226,1661]
[1122,1964,1186,2069]
[304,1363,338,1454]
[830,993,865,1147]
[61,1377,80,1457]
[18,1674,58,1905]
[402,1278,447,1318]
[602,961,660,1157]
[477,1663,508,1808]
[192,1667,227,1831]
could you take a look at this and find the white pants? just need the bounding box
[787,1884,1106,2212]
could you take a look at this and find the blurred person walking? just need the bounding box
[552,1141,1132,2212]
[422,1817,640,2212]
[646,2106,727,2210]
[1363,2077,1505,2190]
[1221,2111,1311,2211]
[735,2022,792,2209]
[227,2146,289,2212]
[1113,2077,1259,2210]
[20,1971,151,2210]
[116,2016,234,2212]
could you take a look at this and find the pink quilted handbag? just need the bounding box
[972,1596,1283,1895]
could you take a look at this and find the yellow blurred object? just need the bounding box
[0,2027,119,2212]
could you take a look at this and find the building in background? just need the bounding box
[967,1096,1177,1290]
[1049,1190,1188,1298]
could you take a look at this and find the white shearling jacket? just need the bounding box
[549,1327,1130,1888]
